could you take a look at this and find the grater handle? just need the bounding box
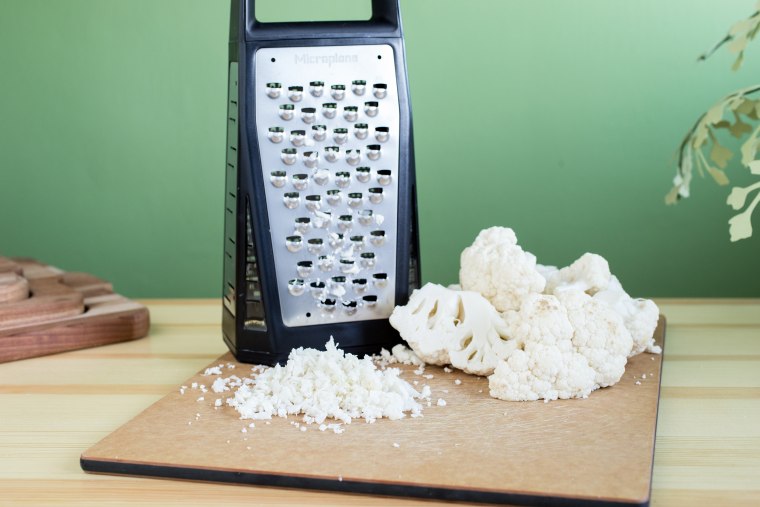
[243,0,403,40]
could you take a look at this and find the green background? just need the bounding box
[1,0,758,298]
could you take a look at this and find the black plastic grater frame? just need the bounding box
[222,0,421,365]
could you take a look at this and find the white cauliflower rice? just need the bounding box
[224,338,431,426]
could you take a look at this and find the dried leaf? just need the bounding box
[732,51,745,71]
[729,210,754,241]
[728,190,760,241]
[707,166,730,185]
[730,18,755,36]
[741,134,759,165]
[728,34,749,53]
[750,160,760,175]
[710,142,734,169]
[727,186,748,210]
[729,118,753,138]
[695,148,707,177]
[692,124,709,149]
[734,98,757,115]
[704,103,726,124]
[665,186,680,205]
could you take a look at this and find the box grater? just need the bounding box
[222,0,420,365]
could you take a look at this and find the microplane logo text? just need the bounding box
[295,53,359,66]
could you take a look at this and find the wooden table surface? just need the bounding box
[1,299,758,507]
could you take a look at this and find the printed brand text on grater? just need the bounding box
[295,53,360,66]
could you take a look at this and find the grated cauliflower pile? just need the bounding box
[390,226,661,402]
[222,338,431,427]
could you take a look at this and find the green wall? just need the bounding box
[1,0,758,298]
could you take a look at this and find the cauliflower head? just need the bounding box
[459,227,545,312]
[488,294,597,401]
[389,283,515,375]
[593,276,661,356]
[556,289,632,387]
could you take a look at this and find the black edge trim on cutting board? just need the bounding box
[80,457,649,507]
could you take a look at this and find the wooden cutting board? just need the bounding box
[81,318,665,507]
[0,257,149,363]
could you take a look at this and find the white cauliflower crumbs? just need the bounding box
[635,381,642,385]
[203,366,223,376]
[191,383,198,389]
[374,344,425,367]
[179,388,185,395]
[437,398,447,407]
[214,399,222,407]
[226,338,428,426]
[392,443,400,448]
[300,426,307,432]
[454,379,462,385]
[642,374,647,379]
[212,377,231,393]
[444,367,453,373]
[196,397,204,402]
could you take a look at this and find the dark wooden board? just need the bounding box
[81,318,665,506]
[0,257,149,363]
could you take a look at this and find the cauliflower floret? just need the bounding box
[594,276,661,356]
[488,294,597,401]
[545,253,660,356]
[389,283,515,375]
[459,227,545,312]
[446,290,516,376]
[556,289,632,387]
[544,253,611,296]
[536,264,559,282]
[389,284,459,365]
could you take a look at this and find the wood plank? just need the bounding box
[661,360,760,388]
[139,301,221,326]
[0,479,446,507]
[656,302,760,326]
[655,399,760,437]
[0,355,214,386]
[661,327,760,356]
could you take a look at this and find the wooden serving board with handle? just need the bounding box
[0,257,149,363]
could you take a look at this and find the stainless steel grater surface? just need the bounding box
[255,45,400,326]
[222,0,420,365]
